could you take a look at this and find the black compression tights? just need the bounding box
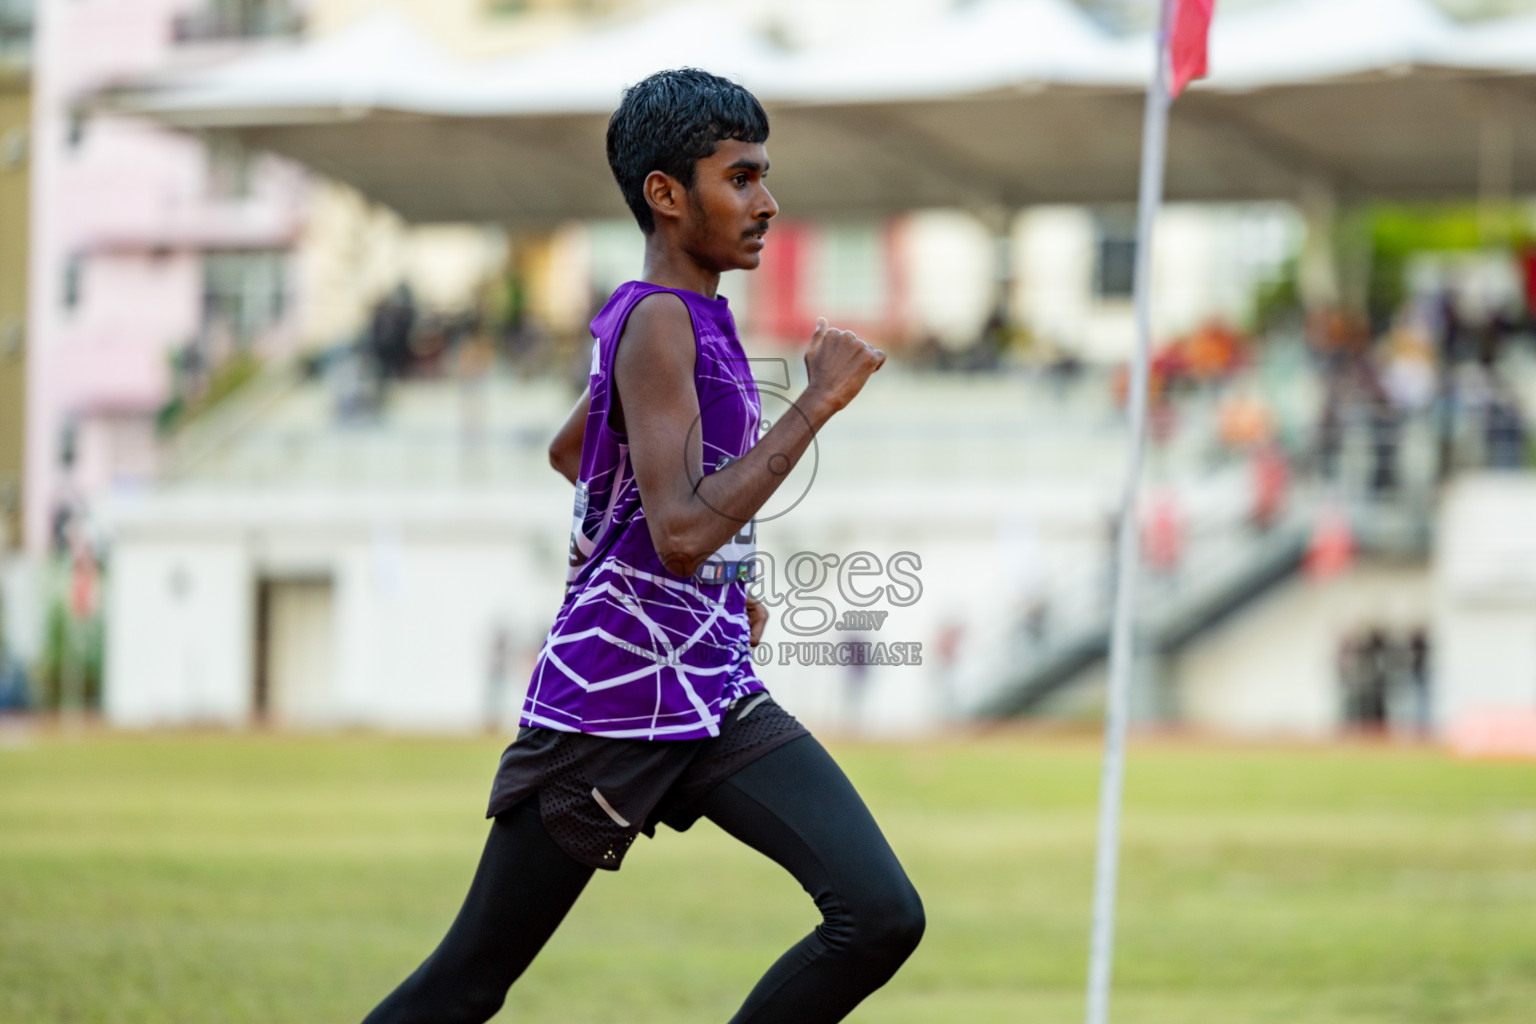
[361,735,924,1024]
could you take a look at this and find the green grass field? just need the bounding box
[0,728,1532,1024]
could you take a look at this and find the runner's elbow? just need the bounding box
[648,519,708,578]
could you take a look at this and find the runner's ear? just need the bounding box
[644,171,684,226]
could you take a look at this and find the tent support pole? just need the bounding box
[1479,97,1515,243]
[1298,177,1340,311]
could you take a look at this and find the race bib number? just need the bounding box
[694,518,757,585]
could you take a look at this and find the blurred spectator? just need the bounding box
[1434,290,1464,480]
[1434,290,1465,366]
[1217,389,1273,451]
[840,632,872,730]
[1044,350,1083,399]
[1317,372,1345,480]
[932,620,965,720]
[1338,625,1429,735]
[1141,492,1185,581]
[1359,628,1393,728]
[1367,389,1400,496]
[1485,377,1528,470]
[1475,303,1518,370]
[329,344,384,422]
[1338,628,1391,732]
[1304,505,1354,580]
[1250,444,1289,531]
[370,283,417,379]
[1405,626,1431,737]
[1180,321,1247,381]
[999,513,1050,646]
[1380,326,1436,414]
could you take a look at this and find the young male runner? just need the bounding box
[362,68,923,1024]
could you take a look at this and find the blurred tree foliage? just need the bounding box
[1249,257,1302,333]
[158,349,264,435]
[1357,204,1533,327]
[34,593,104,712]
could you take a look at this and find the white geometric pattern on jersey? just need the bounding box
[523,283,762,740]
[525,555,752,738]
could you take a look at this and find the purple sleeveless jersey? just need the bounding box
[520,282,764,739]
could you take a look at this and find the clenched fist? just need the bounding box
[804,317,886,414]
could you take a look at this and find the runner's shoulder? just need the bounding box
[616,290,697,367]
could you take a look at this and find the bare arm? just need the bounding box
[613,293,884,577]
[548,387,590,486]
[745,594,768,646]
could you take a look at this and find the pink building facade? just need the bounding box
[27,0,308,554]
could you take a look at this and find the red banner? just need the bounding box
[1170,0,1216,97]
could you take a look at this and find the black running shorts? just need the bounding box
[485,693,807,870]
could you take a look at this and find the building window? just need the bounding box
[206,135,253,201]
[173,0,303,44]
[66,109,86,152]
[810,222,886,321]
[1094,208,1137,301]
[0,0,32,60]
[62,255,83,312]
[203,250,288,343]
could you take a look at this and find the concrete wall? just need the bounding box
[106,538,252,725]
[1175,563,1433,737]
[1435,474,1536,726]
[103,491,569,730]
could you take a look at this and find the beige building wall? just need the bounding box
[1435,475,1536,729]
[0,68,27,551]
[297,181,507,344]
[294,0,648,350]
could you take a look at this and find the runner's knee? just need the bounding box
[860,879,925,966]
[825,875,925,968]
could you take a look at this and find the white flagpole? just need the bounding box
[1085,2,1175,1023]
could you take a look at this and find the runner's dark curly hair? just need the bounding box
[607,68,770,234]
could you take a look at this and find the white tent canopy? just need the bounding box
[1184,0,1460,90]
[773,0,1130,102]
[1450,10,1536,69]
[115,15,464,122]
[446,2,787,115]
[99,0,1536,223]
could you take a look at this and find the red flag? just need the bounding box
[1169,0,1215,97]
[1304,505,1354,581]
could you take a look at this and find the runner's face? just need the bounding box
[682,139,777,272]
